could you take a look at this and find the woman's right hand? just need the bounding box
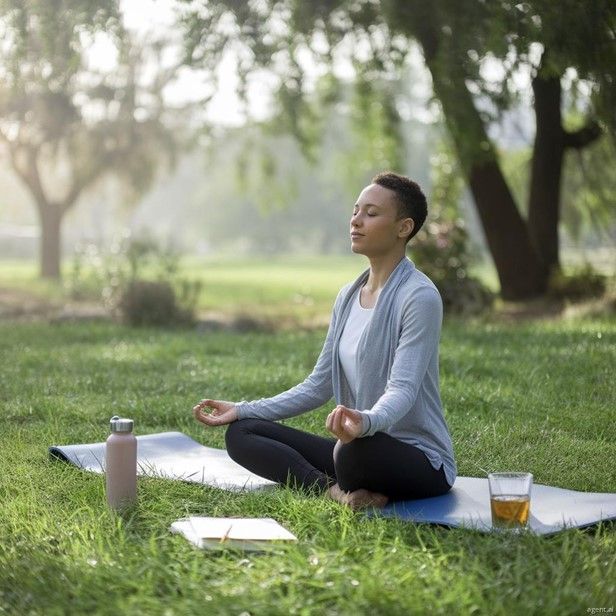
[192,398,238,427]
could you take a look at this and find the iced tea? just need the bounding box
[487,472,533,531]
[490,494,530,528]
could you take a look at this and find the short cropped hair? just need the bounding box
[372,171,427,242]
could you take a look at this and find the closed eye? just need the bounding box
[352,209,377,216]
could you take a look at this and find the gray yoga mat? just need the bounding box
[377,477,616,535]
[49,431,275,491]
[50,431,616,534]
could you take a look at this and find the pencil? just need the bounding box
[219,524,233,543]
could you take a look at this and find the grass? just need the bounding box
[0,258,615,614]
[181,255,366,323]
[0,256,367,325]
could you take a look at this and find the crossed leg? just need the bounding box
[224,419,451,509]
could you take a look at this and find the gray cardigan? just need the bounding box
[235,257,457,487]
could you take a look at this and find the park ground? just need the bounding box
[0,256,614,615]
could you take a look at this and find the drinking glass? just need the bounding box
[488,472,533,530]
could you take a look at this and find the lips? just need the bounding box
[350,233,364,239]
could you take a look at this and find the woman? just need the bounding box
[193,172,456,509]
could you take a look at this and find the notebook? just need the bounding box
[170,516,298,550]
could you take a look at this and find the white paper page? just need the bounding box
[171,517,297,543]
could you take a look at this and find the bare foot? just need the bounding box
[327,483,349,505]
[327,484,388,510]
[345,488,388,510]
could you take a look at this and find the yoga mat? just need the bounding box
[378,477,616,535]
[49,431,275,491]
[50,432,616,534]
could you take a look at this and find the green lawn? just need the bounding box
[181,255,367,323]
[0,256,367,325]
[1,311,614,614]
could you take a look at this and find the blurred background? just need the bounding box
[1,0,614,323]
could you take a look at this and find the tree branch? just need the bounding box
[60,150,114,214]
[3,140,49,211]
[563,121,602,150]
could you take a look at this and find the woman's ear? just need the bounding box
[399,218,414,239]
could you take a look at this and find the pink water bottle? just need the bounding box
[105,415,137,510]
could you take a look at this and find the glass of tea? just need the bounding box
[488,472,533,531]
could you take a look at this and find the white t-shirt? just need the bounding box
[338,287,374,398]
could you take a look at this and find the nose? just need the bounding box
[350,211,361,227]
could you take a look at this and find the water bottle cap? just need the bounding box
[110,416,134,433]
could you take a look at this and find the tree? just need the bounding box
[0,1,187,279]
[181,0,615,299]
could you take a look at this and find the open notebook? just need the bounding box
[170,517,298,550]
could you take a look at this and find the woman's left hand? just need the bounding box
[326,405,364,443]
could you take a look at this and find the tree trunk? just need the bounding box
[528,71,565,276]
[38,201,63,280]
[422,63,547,299]
[401,3,549,299]
[465,156,548,299]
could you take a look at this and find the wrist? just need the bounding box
[359,413,371,437]
[234,401,248,420]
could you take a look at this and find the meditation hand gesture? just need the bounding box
[193,399,238,427]
[326,405,364,443]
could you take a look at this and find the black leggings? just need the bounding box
[225,418,452,501]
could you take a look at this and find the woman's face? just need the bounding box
[350,183,413,257]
